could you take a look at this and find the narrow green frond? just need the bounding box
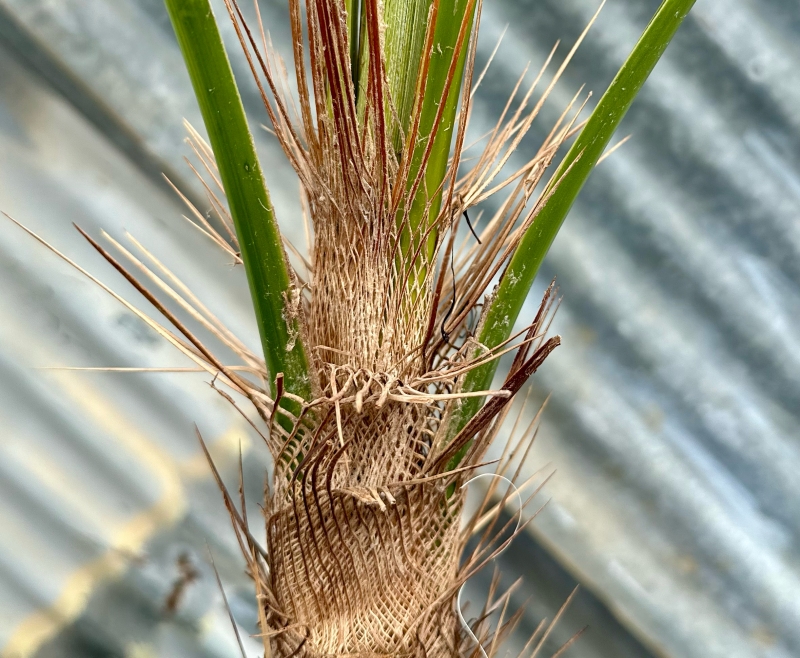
[383,0,434,152]
[451,0,696,449]
[164,0,310,402]
[399,0,477,296]
[406,0,476,218]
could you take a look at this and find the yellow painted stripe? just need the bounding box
[2,370,188,658]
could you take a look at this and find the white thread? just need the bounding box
[457,473,523,658]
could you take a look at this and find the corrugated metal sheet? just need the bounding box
[0,29,268,658]
[0,0,798,656]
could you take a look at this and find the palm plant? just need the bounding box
[9,0,694,655]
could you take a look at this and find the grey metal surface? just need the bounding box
[0,0,798,657]
[0,33,267,658]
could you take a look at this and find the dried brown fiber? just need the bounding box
[10,0,597,654]
[183,0,581,651]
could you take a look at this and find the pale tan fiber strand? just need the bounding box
[123,231,256,362]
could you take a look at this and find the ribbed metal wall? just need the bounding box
[0,1,798,657]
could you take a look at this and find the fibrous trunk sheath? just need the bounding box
[173,0,569,655]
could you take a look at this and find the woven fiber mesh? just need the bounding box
[257,383,465,656]
[193,0,571,655]
[244,305,559,658]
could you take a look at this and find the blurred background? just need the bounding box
[1,0,799,656]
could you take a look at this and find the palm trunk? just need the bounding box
[152,0,697,655]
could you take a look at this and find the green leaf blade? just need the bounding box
[450,0,696,450]
[164,0,310,402]
[398,0,477,296]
